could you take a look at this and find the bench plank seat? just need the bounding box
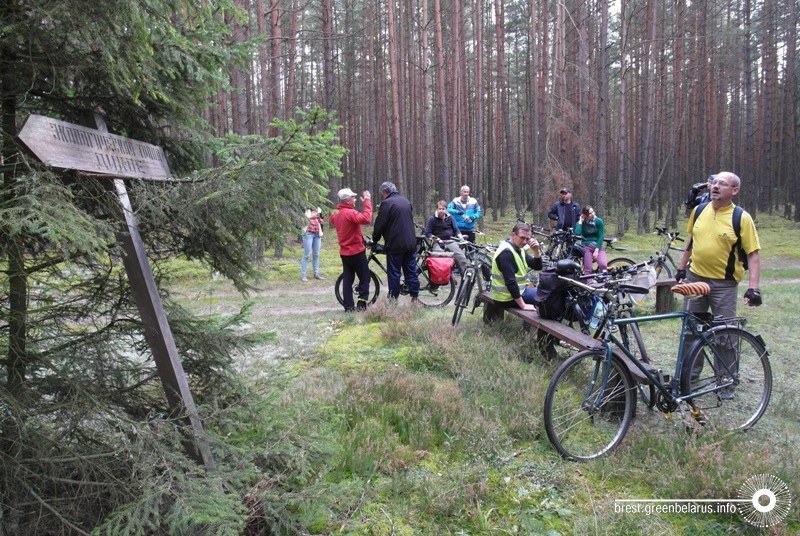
[478,292,650,382]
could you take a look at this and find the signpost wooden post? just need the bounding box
[18,114,216,470]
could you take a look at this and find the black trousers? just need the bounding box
[340,251,371,311]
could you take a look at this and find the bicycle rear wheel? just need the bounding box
[607,257,636,269]
[679,326,771,431]
[544,350,636,460]
[451,269,476,326]
[334,270,381,307]
[416,262,456,307]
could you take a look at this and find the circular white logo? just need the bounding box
[738,474,792,527]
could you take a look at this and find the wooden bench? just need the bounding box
[478,292,650,382]
[654,280,677,313]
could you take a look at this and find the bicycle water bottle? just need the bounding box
[589,298,606,329]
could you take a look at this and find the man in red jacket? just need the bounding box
[330,188,372,311]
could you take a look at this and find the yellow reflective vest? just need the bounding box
[491,240,529,303]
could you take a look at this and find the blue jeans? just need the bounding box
[521,285,538,304]
[301,232,321,277]
[386,251,419,299]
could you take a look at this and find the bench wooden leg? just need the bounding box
[536,330,558,362]
[655,285,676,313]
[483,301,505,324]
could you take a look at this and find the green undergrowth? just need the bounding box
[232,291,799,534]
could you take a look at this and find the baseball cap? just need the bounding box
[338,188,358,200]
[560,187,571,194]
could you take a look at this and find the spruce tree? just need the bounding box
[0,1,340,532]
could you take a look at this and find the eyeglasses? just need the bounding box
[514,233,531,241]
[711,180,734,188]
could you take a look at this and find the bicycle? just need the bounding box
[450,240,496,326]
[334,234,456,308]
[529,226,584,268]
[650,226,685,279]
[530,222,634,272]
[604,227,684,279]
[543,278,771,460]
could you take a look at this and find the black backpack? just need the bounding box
[690,202,748,270]
[533,260,582,320]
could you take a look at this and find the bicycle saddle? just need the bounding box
[672,282,710,297]
[555,259,582,274]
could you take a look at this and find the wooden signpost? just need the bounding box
[18,114,215,470]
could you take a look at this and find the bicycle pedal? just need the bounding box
[691,407,707,426]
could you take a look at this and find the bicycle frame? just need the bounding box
[595,310,741,406]
[366,234,435,286]
[451,241,496,325]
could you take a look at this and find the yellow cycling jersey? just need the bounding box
[687,203,760,282]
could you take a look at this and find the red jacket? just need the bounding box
[329,200,372,256]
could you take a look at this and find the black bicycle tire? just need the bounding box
[334,270,381,307]
[679,326,772,431]
[416,262,456,307]
[607,257,636,269]
[653,261,673,280]
[451,269,476,326]
[544,349,636,460]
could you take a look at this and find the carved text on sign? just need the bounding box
[18,115,171,179]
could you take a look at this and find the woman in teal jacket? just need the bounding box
[574,205,606,274]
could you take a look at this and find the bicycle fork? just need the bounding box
[584,343,617,415]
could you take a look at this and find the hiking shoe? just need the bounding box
[301,276,308,282]
[314,274,325,280]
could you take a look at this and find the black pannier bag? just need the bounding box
[533,260,581,320]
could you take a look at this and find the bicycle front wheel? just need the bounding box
[451,269,476,326]
[335,270,381,307]
[653,261,673,280]
[680,327,771,431]
[544,350,636,460]
[416,262,456,307]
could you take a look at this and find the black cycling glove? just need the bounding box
[744,288,762,306]
[675,269,686,283]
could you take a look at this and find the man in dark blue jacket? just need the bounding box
[547,187,581,231]
[373,182,420,300]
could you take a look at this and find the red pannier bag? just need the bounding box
[425,256,455,285]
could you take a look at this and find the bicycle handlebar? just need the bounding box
[557,274,650,301]
[655,227,684,242]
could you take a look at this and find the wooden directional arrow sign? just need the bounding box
[17,114,171,179]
